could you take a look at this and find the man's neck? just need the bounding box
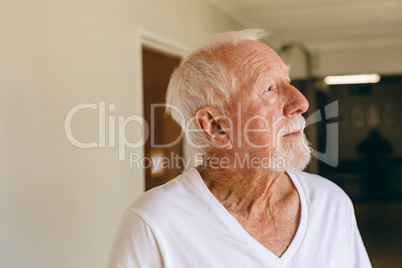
[197,166,296,219]
[197,164,302,257]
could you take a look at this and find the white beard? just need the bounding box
[265,117,312,172]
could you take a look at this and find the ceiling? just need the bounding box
[205,0,402,51]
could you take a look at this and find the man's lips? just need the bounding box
[283,129,302,137]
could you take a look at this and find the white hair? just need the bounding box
[165,29,269,151]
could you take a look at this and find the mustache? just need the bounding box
[277,116,306,137]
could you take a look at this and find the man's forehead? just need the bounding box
[218,40,290,78]
[220,39,272,59]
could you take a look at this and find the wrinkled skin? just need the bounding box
[195,39,310,257]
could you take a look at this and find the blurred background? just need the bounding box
[1,0,401,267]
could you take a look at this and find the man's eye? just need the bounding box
[266,86,272,91]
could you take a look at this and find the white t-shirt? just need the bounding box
[108,168,371,268]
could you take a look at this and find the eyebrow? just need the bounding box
[251,62,291,92]
[271,64,291,81]
[284,65,291,81]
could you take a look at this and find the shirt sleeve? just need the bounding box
[107,209,164,268]
[349,203,372,268]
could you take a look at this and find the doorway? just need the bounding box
[142,47,182,190]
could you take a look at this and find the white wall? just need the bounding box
[0,0,242,267]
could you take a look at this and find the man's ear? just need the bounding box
[194,107,232,150]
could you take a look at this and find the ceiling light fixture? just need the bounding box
[324,74,380,85]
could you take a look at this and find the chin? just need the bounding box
[265,134,312,173]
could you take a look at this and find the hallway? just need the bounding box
[355,200,402,267]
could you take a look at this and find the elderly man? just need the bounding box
[108,29,371,267]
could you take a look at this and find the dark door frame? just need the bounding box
[136,28,189,194]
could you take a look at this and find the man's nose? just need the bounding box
[283,84,309,117]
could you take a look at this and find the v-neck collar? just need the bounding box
[189,168,308,266]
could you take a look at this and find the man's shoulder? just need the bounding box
[292,171,352,204]
[127,168,202,221]
[294,171,345,193]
